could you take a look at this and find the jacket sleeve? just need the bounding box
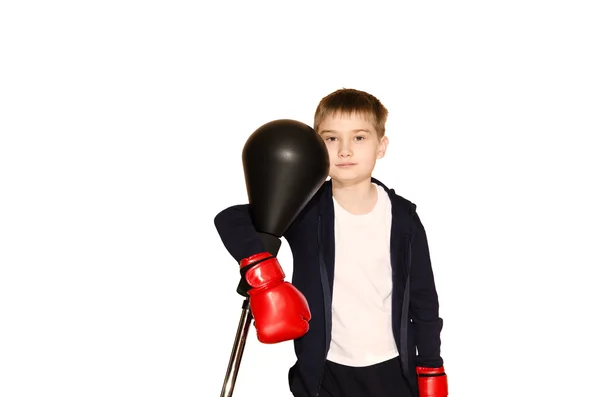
[213,204,266,264]
[409,210,444,368]
[213,203,301,264]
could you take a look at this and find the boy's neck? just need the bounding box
[331,177,378,215]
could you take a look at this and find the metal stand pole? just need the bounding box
[220,298,252,397]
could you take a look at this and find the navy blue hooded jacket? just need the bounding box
[214,177,444,397]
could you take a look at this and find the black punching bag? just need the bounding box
[242,119,329,255]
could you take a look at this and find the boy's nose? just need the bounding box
[338,142,352,157]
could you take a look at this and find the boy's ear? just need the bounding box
[377,136,389,159]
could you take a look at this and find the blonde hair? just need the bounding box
[314,88,389,139]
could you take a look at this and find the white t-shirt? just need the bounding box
[326,183,399,367]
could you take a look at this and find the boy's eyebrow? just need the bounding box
[319,129,372,134]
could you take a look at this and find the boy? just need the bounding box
[214,88,448,397]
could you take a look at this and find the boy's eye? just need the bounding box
[325,136,337,142]
[355,136,366,141]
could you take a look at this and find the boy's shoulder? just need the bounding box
[371,177,417,215]
[372,177,427,237]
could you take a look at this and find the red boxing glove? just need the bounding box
[240,252,311,344]
[416,366,448,397]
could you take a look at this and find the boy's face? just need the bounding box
[318,112,388,186]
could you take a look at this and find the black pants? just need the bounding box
[317,357,412,397]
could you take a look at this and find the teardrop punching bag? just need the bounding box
[220,119,329,397]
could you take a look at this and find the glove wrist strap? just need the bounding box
[245,257,285,288]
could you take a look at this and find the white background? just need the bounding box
[1,1,599,396]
